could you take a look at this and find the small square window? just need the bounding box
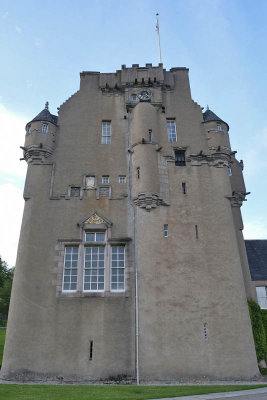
[102,176,109,184]
[131,94,137,101]
[119,176,126,184]
[70,187,80,197]
[42,123,48,133]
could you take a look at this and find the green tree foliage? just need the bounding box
[0,256,14,326]
[248,300,267,362]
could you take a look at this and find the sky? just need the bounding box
[0,0,267,266]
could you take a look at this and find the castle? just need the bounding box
[1,63,260,382]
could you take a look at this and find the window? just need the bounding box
[131,94,137,101]
[102,176,109,184]
[101,121,111,144]
[164,224,168,237]
[85,176,95,189]
[227,166,232,176]
[137,167,140,179]
[167,120,177,142]
[182,182,186,194]
[85,232,105,242]
[59,222,128,295]
[148,129,152,143]
[62,247,78,291]
[119,176,126,184]
[42,123,48,133]
[217,123,222,131]
[175,150,186,166]
[111,246,125,291]
[256,287,267,309]
[84,247,105,291]
[70,187,80,197]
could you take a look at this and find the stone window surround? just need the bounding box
[56,223,131,298]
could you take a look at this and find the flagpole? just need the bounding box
[156,13,162,64]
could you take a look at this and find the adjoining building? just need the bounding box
[246,240,267,309]
[1,63,260,382]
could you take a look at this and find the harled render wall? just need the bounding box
[1,64,259,381]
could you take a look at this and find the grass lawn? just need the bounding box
[0,328,5,366]
[0,384,266,400]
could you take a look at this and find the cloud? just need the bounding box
[15,25,22,33]
[0,184,24,267]
[243,218,267,239]
[0,103,28,178]
[2,11,9,19]
[0,104,29,266]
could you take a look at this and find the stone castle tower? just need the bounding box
[1,63,259,382]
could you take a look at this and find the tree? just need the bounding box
[0,256,14,325]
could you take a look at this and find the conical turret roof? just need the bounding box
[27,102,58,126]
[203,107,229,129]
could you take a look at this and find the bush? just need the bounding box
[248,300,267,362]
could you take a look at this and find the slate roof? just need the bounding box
[245,240,267,281]
[27,105,58,127]
[202,108,229,129]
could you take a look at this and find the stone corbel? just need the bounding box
[226,191,250,207]
[133,192,167,211]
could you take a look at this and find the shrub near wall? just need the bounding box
[248,300,267,363]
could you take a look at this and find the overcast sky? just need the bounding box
[0,0,267,266]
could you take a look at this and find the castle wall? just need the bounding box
[1,64,259,382]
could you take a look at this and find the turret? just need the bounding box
[202,107,231,151]
[130,101,166,210]
[24,102,58,162]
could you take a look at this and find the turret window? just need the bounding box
[164,224,168,237]
[42,123,48,133]
[167,119,177,142]
[217,123,222,131]
[137,167,140,179]
[101,121,111,144]
[148,129,152,143]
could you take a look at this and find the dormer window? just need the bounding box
[217,123,222,131]
[42,123,48,133]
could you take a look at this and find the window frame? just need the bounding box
[42,123,48,134]
[62,246,79,292]
[119,176,126,184]
[174,150,186,166]
[102,176,110,184]
[101,121,111,144]
[167,119,177,142]
[110,246,125,292]
[164,224,168,237]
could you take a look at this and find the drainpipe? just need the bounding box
[126,109,140,385]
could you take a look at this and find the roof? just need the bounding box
[27,102,58,127]
[245,240,267,281]
[202,108,229,129]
